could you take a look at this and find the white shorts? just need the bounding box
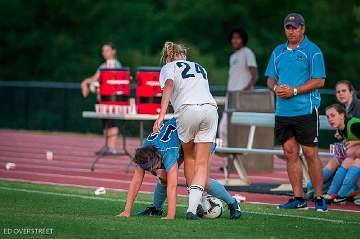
[175,104,218,143]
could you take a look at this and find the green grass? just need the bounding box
[0,180,359,239]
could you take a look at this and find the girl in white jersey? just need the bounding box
[153,42,226,220]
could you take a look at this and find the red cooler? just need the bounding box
[99,68,130,105]
[136,67,162,114]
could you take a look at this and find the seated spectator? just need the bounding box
[81,43,122,155]
[307,81,360,198]
[322,104,360,204]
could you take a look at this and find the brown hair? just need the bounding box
[325,103,346,116]
[102,42,116,50]
[133,145,162,176]
[335,80,355,93]
[161,41,187,64]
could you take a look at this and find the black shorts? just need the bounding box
[101,119,117,129]
[275,109,319,146]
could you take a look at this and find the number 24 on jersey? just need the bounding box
[176,62,207,80]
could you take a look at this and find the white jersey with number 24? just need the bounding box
[159,60,216,112]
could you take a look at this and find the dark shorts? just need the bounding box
[275,109,319,146]
[101,119,117,129]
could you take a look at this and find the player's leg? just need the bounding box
[203,152,240,219]
[206,178,241,219]
[186,104,218,219]
[182,140,195,186]
[186,142,211,217]
[106,126,118,152]
[335,158,360,203]
[326,157,353,196]
[306,158,338,197]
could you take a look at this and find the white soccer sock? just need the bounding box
[187,185,204,214]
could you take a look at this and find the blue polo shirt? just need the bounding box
[265,36,326,117]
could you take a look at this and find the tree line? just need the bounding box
[0,0,359,89]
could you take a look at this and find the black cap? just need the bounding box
[283,13,305,28]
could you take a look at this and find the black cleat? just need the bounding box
[186,212,200,220]
[196,204,205,218]
[228,199,241,219]
[137,206,163,216]
[333,196,347,204]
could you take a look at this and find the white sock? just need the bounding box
[187,185,204,214]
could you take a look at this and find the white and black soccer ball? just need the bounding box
[198,195,223,219]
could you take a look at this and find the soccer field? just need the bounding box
[0,180,359,239]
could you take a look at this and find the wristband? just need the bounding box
[293,88,298,96]
[273,85,278,92]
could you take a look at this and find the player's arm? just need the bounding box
[243,66,258,90]
[81,72,100,97]
[153,79,174,133]
[164,162,178,219]
[117,167,145,217]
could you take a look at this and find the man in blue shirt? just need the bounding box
[265,13,327,211]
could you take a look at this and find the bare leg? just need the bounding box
[182,140,195,186]
[192,142,212,187]
[302,145,323,197]
[106,127,119,150]
[283,137,303,197]
[185,142,212,215]
[326,157,340,172]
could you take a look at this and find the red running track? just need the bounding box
[0,129,358,212]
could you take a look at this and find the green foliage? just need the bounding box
[0,0,359,87]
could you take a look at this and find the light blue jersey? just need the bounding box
[143,118,217,172]
[144,118,181,172]
[265,36,326,117]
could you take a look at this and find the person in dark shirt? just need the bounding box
[81,43,122,155]
[336,80,360,118]
[322,104,360,203]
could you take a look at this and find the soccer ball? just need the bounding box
[198,195,223,219]
[89,81,99,93]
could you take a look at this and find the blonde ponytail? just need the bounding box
[161,41,187,64]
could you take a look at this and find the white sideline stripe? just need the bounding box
[0,170,158,186]
[2,177,358,213]
[0,186,359,225]
[245,201,360,213]
[0,177,188,197]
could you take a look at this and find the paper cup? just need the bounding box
[5,162,16,170]
[46,151,54,161]
[233,194,246,202]
[109,105,114,114]
[95,187,106,195]
[95,104,100,113]
[329,144,335,154]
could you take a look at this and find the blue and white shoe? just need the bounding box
[277,198,308,209]
[314,197,328,212]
